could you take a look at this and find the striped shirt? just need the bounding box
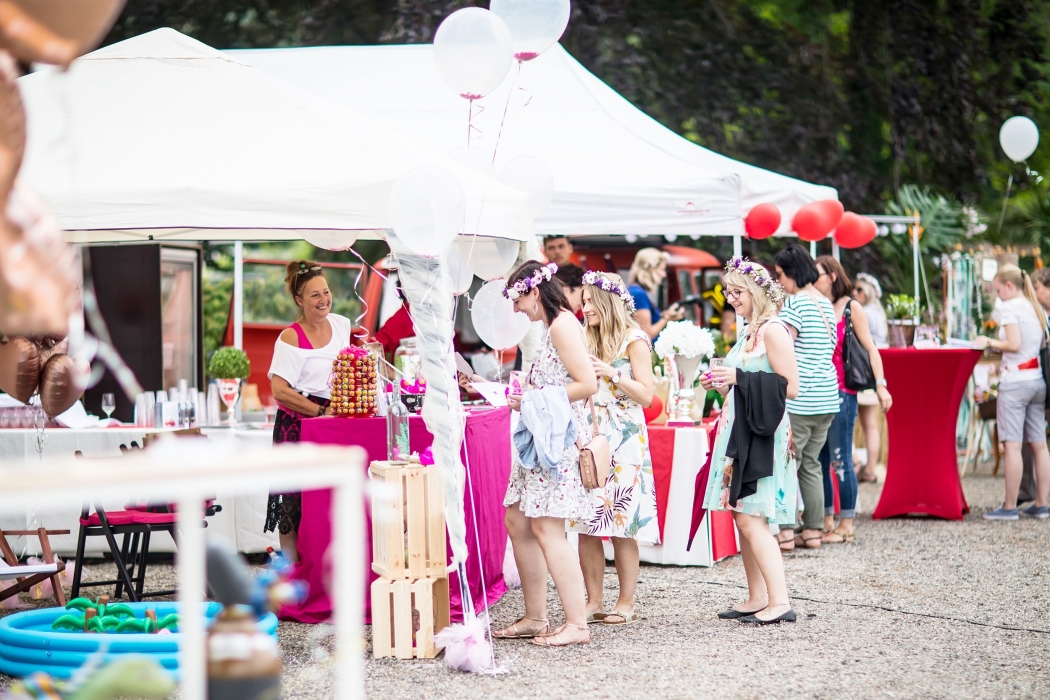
[780,292,840,415]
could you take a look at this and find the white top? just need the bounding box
[863,302,888,347]
[995,297,1043,384]
[267,314,353,398]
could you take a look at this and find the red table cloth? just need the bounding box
[283,407,510,624]
[874,348,981,520]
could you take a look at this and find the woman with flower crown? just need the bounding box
[569,271,659,627]
[494,260,598,647]
[698,258,800,624]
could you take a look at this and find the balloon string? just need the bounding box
[491,61,523,165]
[467,100,484,147]
[344,246,373,340]
[996,173,1014,236]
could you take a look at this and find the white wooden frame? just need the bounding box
[0,439,366,699]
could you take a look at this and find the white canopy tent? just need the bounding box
[231,43,837,238]
[17,28,534,245]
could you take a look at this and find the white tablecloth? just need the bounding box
[0,426,279,556]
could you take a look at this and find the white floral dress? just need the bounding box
[569,329,660,544]
[504,323,593,520]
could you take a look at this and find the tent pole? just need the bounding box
[733,234,742,258]
[911,215,920,322]
[809,240,817,258]
[832,239,840,262]
[233,241,244,350]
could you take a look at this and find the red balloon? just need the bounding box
[744,203,781,239]
[643,394,663,424]
[792,199,843,242]
[834,212,877,249]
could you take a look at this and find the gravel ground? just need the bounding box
[3,462,1049,699]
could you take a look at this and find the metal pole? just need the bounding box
[233,241,244,350]
[177,497,207,700]
[733,234,742,258]
[809,240,817,258]
[832,239,840,262]
[911,214,921,323]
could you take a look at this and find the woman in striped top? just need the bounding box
[773,245,841,551]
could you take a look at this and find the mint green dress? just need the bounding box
[702,320,797,524]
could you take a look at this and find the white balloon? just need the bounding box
[443,240,477,295]
[490,0,571,61]
[461,237,520,281]
[448,145,497,179]
[303,231,358,251]
[1000,116,1040,162]
[498,156,554,217]
[433,8,514,100]
[471,279,531,349]
[388,167,466,257]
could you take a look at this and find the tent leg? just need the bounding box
[233,241,243,350]
[809,240,817,258]
[733,234,742,258]
[911,218,921,322]
[832,239,840,262]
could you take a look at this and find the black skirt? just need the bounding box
[264,396,330,535]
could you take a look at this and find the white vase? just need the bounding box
[668,353,703,425]
[215,378,241,425]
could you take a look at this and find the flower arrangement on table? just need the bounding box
[654,321,716,361]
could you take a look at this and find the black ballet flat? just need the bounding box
[739,608,796,624]
[717,608,765,620]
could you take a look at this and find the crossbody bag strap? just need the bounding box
[576,396,600,449]
[804,288,836,341]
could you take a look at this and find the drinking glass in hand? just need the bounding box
[508,371,526,397]
[101,393,116,420]
[709,358,725,387]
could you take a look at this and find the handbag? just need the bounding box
[577,398,611,490]
[1041,328,1050,409]
[842,302,877,392]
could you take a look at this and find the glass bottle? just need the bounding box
[394,337,422,389]
[385,387,410,462]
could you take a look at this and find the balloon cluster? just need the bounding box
[0,335,87,419]
[745,199,878,250]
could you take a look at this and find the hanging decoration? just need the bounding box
[470,279,531,349]
[303,232,359,252]
[744,203,781,239]
[999,116,1040,162]
[387,167,466,257]
[792,199,843,242]
[833,212,877,249]
[489,0,571,62]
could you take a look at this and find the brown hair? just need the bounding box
[995,264,1048,333]
[1031,267,1050,289]
[815,255,853,302]
[285,260,325,300]
[507,260,571,326]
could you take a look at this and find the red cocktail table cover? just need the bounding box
[283,407,510,624]
[874,348,981,520]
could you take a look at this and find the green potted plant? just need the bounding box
[208,347,250,424]
[885,294,920,347]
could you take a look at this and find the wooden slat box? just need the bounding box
[371,577,450,659]
[369,461,446,580]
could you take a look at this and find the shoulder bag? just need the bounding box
[577,398,611,490]
[843,302,877,392]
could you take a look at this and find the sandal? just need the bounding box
[585,611,607,624]
[793,533,822,549]
[531,623,591,647]
[602,610,638,626]
[821,528,855,544]
[857,469,878,484]
[493,616,550,639]
[777,532,795,552]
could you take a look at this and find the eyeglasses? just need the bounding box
[725,288,745,301]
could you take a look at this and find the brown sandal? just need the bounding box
[821,528,855,544]
[777,532,795,552]
[493,616,550,639]
[793,534,822,549]
[531,623,590,647]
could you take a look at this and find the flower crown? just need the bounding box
[582,271,636,312]
[503,262,558,300]
[724,257,786,306]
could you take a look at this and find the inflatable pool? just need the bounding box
[0,602,278,679]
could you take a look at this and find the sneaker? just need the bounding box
[1020,504,1050,519]
[983,506,1019,520]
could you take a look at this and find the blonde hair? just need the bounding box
[628,248,668,292]
[584,274,643,363]
[723,262,781,351]
[995,264,1048,333]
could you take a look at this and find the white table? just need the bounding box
[0,425,280,556]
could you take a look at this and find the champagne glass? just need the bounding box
[709,358,725,387]
[508,371,526,396]
[101,393,116,420]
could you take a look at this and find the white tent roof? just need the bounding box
[231,44,747,239]
[18,28,534,244]
[232,43,837,237]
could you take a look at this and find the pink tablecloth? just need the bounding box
[281,407,511,624]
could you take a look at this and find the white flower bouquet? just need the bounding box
[654,321,715,360]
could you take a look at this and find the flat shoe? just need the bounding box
[602,611,638,625]
[585,611,606,624]
[740,609,797,625]
[531,623,590,647]
[492,616,550,639]
[717,607,765,620]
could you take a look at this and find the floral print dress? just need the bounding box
[702,320,797,524]
[569,329,660,544]
[504,323,593,520]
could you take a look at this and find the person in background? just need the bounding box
[495,261,598,647]
[700,258,798,624]
[572,272,658,627]
[627,248,684,339]
[772,244,840,550]
[973,264,1050,519]
[265,261,353,562]
[721,306,738,346]
[814,257,893,543]
[554,263,586,319]
[1031,268,1050,314]
[543,235,575,267]
[851,273,888,483]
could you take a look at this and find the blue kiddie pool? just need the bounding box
[0,602,278,680]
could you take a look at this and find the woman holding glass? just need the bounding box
[627,248,684,339]
[496,261,598,647]
[700,258,798,623]
[571,271,658,627]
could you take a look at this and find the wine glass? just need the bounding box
[708,358,725,387]
[101,393,116,420]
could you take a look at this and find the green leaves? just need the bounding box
[208,346,251,380]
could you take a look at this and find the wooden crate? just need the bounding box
[371,577,450,659]
[369,461,446,580]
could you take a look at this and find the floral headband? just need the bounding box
[582,271,636,312]
[503,262,558,300]
[724,256,786,306]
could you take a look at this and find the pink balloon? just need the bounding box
[744,203,781,239]
[834,213,877,249]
